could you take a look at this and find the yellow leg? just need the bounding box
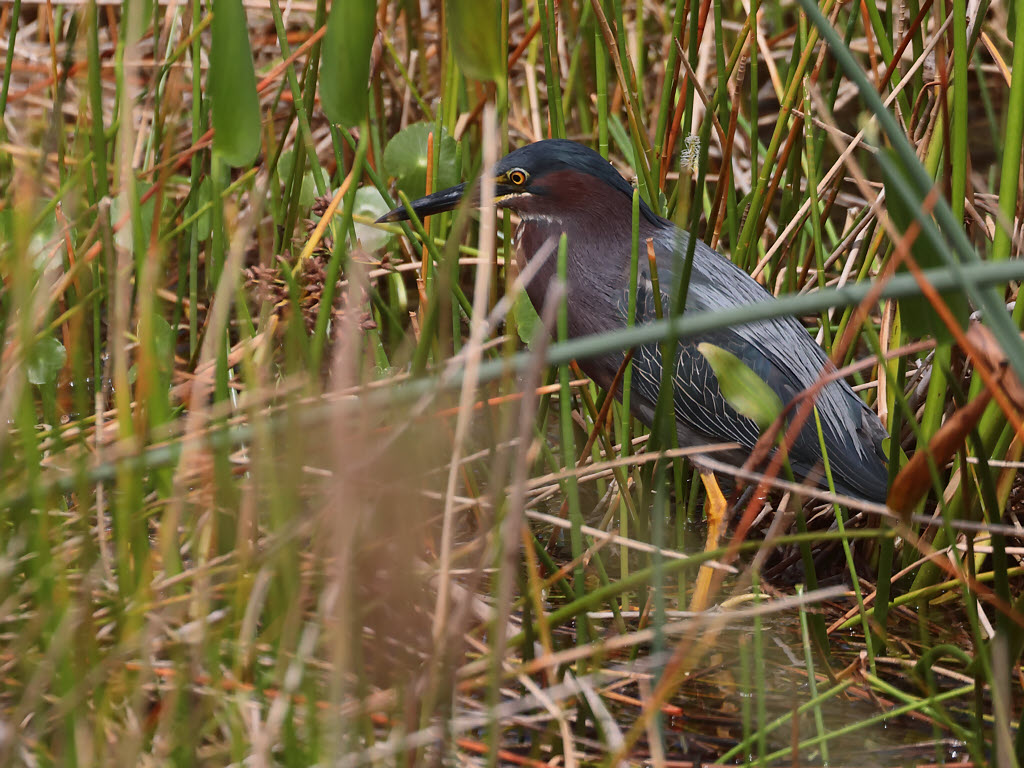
[691,470,727,612]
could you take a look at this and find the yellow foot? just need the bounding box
[691,470,728,612]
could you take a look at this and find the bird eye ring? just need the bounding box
[507,169,528,186]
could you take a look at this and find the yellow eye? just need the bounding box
[507,169,528,186]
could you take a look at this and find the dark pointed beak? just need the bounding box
[376,182,470,223]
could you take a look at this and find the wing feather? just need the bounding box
[614,230,888,500]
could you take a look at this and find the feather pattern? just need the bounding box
[619,229,889,501]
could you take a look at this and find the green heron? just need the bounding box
[379,139,889,605]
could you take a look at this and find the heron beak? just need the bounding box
[376,182,469,223]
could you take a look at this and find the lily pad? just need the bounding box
[27,337,67,386]
[352,186,392,251]
[382,123,459,201]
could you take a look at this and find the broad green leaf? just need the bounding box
[276,150,315,207]
[209,0,261,166]
[351,186,392,250]
[141,315,176,427]
[514,290,541,345]
[320,0,376,127]
[299,172,316,209]
[27,337,67,386]
[445,0,503,83]
[880,148,970,341]
[697,342,782,430]
[382,123,459,200]
[149,314,176,378]
[277,148,297,179]
[135,180,158,246]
